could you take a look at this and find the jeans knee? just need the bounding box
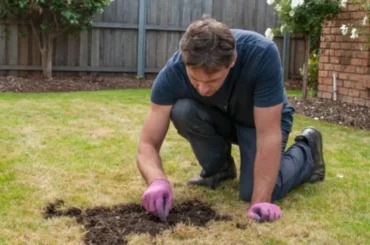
[170,99,199,133]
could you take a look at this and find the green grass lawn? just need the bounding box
[285,90,316,97]
[0,89,369,245]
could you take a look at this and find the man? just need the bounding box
[136,16,325,223]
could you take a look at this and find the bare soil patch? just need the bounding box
[43,199,232,245]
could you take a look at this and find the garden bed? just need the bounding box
[288,96,370,131]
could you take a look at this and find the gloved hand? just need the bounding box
[247,202,282,222]
[141,179,173,222]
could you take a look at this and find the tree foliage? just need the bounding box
[280,0,341,34]
[264,0,341,98]
[0,0,114,78]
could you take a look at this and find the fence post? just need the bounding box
[137,0,147,78]
[282,32,291,81]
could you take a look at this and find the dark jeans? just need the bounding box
[170,99,313,202]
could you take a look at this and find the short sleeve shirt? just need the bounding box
[150,29,295,132]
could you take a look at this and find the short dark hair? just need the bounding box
[179,15,236,73]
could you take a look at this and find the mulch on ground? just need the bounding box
[1,75,369,131]
[288,96,370,131]
[284,78,303,90]
[0,75,153,93]
[44,199,232,245]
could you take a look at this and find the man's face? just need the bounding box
[186,61,235,97]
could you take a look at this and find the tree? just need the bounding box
[0,0,114,79]
[265,0,341,99]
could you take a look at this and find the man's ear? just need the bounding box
[229,52,237,68]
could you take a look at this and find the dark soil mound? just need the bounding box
[43,199,232,245]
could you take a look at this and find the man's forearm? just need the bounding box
[136,143,167,185]
[251,131,282,204]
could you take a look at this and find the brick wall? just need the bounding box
[318,3,370,107]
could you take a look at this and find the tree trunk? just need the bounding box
[40,34,54,79]
[302,32,310,100]
[30,21,55,79]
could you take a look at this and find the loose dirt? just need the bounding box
[43,199,232,245]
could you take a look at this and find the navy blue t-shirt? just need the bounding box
[150,29,295,132]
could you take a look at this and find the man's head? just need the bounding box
[179,16,237,97]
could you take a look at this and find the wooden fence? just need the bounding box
[0,0,305,78]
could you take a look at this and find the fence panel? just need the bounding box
[0,0,305,78]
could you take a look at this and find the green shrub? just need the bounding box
[300,50,319,96]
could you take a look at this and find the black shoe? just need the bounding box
[294,127,325,183]
[187,157,237,190]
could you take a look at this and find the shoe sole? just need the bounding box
[305,126,325,183]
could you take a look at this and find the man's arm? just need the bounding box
[251,103,283,204]
[136,103,173,185]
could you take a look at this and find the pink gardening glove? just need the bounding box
[141,179,173,222]
[248,202,282,222]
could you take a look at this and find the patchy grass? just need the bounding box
[286,90,316,97]
[0,89,369,245]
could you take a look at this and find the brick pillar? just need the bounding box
[319,3,370,107]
